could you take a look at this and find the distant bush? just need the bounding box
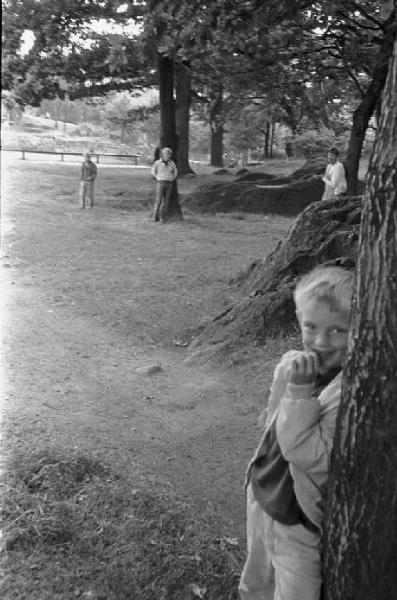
[1,128,57,151]
[268,146,287,159]
[293,128,348,158]
[73,123,98,137]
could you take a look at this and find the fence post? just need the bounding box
[96,154,100,163]
[134,156,138,165]
[21,150,25,160]
[61,153,64,161]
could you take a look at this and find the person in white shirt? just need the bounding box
[321,147,347,200]
[151,147,177,223]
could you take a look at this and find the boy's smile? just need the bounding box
[297,299,350,375]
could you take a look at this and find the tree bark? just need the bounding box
[175,62,195,176]
[344,16,395,194]
[323,21,397,600]
[264,121,271,159]
[210,86,224,167]
[157,52,183,220]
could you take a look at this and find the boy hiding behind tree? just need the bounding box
[239,264,355,600]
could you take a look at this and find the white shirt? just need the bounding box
[151,159,177,182]
[322,161,347,199]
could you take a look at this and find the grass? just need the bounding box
[1,449,244,600]
[1,157,298,599]
[2,158,293,349]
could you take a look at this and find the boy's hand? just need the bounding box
[289,352,319,385]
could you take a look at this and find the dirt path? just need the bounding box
[1,158,291,536]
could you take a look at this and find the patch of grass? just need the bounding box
[1,449,244,600]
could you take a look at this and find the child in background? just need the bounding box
[80,152,97,209]
[151,147,177,223]
[239,265,355,600]
[321,147,347,200]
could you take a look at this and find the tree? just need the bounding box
[145,0,184,219]
[323,3,397,597]
[3,0,392,195]
[157,51,183,219]
[226,102,278,161]
[175,62,195,175]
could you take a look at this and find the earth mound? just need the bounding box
[185,159,327,216]
[235,171,278,182]
[187,195,362,359]
[213,168,231,175]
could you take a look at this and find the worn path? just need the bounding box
[1,157,289,536]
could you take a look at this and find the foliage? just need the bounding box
[292,128,346,158]
[1,0,148,106]
[225,103,274,154]
[38,97,105,125]
[102,90,155,140]
[2,0,393,187]
[186,118,210,156]
[1,0,388,130]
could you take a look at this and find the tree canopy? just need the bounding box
[2,0,394,185]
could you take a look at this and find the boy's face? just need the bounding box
[162,149,171,160]
[84,153,91,161]
[297,299,350,375]
[327,152,337,164]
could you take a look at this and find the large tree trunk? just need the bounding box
[209,87,224,167]
[175,62,195,176]
[157,53,183,220]
[323,21,397,600]
[344,15,395,194]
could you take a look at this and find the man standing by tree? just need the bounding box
[151,147,177,223]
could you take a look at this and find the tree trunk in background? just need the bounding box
[344,16,395,194]
[270,120,275,158]
[157,53,183,220]
[175,62,195,176]
[264,121,271,158]
[210,86,224,167]
[323,22,397,600]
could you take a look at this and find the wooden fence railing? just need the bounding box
[2,148,142,165]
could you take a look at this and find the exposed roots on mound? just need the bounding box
[188,195,362,360]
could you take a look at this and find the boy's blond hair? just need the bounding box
[294,266,355,314]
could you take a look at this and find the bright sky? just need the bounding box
[19,30,36,56]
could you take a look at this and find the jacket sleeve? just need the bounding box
[276,382,340,476]
[259,351,299,428]
[151,162,157,178]
[172,162,177,180]
[91,163,97,179]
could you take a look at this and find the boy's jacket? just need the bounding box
[246,350,342,531]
